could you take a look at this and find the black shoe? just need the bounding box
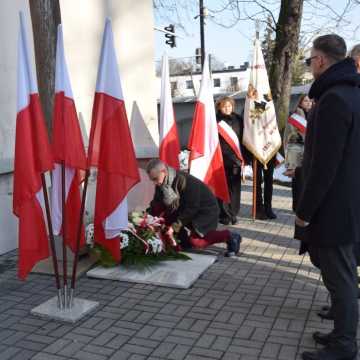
[219,217,230,225]
[265,208,277,219]
[302,346,357,360]
[255,210,268,220]
[313,331,336,346]
[231,216,238,225]
[225,232,241,257]
[317,307,334,320]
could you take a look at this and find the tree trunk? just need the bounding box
[269,0,304,131]
[29,0,61,136]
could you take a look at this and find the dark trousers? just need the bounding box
[256,157,275,210]
[308,244,358,351]
[218,166,241,221]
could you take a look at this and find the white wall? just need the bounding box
[0,0,158,254]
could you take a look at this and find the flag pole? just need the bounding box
[252,159,257,220]
[69,169,90,306]
[61,161,68,308]
[41,174,63,309]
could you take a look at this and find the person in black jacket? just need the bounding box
[296,35,360,360]
[146,159,241,257]
[215,97,247,225]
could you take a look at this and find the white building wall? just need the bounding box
[0,0,158,255]
[156,69,250,98]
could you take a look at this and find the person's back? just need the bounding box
[296,34,360,360]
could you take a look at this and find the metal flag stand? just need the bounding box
[31,168,99,323]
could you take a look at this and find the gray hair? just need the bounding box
[350,44,360,59]
[313,34,347,63]
[146,159,166,174]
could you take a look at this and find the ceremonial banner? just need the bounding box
[51,24,87,252]
[188,55,229,203]
[159,53,180,169]
[87,19,140,262]
[13,13,53,279]
[243,39,281,166]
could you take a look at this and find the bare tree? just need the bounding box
[154,0,360,129]
[29,0,61,136]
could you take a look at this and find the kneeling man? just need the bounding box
[146,159,241,257]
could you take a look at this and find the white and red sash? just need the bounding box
[217,120,244,162]
[288,113,307,134]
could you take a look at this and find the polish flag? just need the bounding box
[51,24,87,252]
[159,53,180,169]
[188,55,229,203]
[13,12,53,279]
[87,19,140,262]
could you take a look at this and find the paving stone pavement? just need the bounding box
[0,182,359,360]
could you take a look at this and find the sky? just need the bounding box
[154,0,360,67]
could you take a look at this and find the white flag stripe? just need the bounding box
[160,53,174,141]
[55,25,74,98]
[289,113,307,128]
[218,120,241,156]
[17,11,38,112]
[103,198,128,239]
[95,18,124,100]
[190,54,219,181]
[51,164,75,235]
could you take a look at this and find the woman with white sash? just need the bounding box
[284,94,312,211]
[215,97,247,225]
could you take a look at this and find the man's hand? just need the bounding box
[171,221,182,233]
[295,215,309,227]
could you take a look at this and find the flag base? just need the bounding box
[31,296,99,323]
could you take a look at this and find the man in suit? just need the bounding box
[296,35,360,360]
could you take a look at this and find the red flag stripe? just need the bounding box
[217,120,244,162]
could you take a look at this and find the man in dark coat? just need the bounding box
[146,159,241,256]
[296,34,360,360]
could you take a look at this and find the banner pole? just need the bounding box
[252,158,257,220]
[61,161,68,308]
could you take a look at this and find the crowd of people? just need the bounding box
[145,35,360,360]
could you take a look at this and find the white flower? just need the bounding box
[86,224,95,247]
[120,233,129,249]
[148,236,164,254]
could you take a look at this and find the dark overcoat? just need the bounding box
[150,171,219,236]
[296,58,360,248]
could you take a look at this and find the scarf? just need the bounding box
[160,166,186,212]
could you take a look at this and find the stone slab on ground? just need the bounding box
[86,253,217,289]
[31,296,99,323]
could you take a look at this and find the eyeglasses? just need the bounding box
[305,55,319,66]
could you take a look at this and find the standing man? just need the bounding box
[296,35,360,360]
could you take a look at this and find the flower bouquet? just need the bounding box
[87,211,190,269]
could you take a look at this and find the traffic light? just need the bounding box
[195,48,202,65]
[164,24,176,48]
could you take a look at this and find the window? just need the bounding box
[186,80,194,89]
[230,77,238,86]
[171,81,178,90]
[213,78,221,87]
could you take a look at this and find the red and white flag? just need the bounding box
[13,12,53,279]
[88,19,140,262]
[243,39,281,167]
[159,53,180,169]
[51,24,87,252]
[288,113,307,134]
[188,55,229,203]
